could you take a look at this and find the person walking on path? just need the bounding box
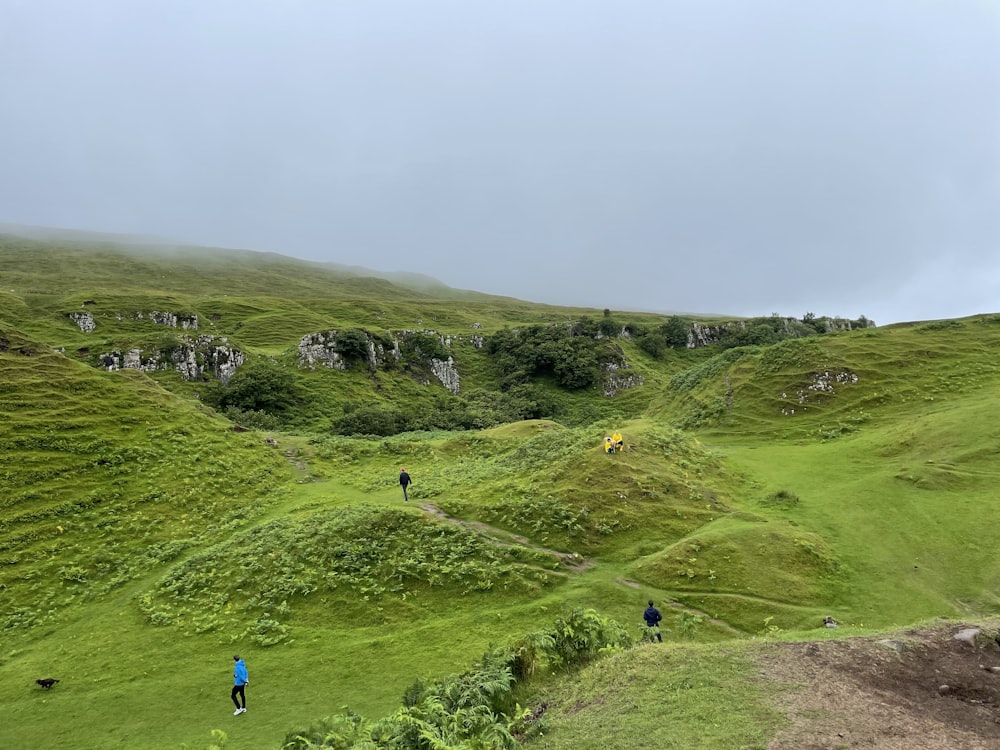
[231,655,249,715]
[399,467,412,502]
[643,600,663,642]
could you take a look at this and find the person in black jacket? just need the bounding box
[399,467,412,502]
[643,600,663,642]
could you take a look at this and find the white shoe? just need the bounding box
[234,707,246,715]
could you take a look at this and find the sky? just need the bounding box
[1,1,998,325]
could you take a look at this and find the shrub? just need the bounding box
[222,406,283,431]
[546,608,632,669]
[662,316,690,348]
[636,332,666,359]
[332,329,372,363]
[332,405,406,437]
[209,359,299,413]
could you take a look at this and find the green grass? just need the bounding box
[526,641,786,750]
[4,237,1000,748]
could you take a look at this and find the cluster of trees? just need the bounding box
[202,312,871,436]
[203,357,558,436]
[485,321,624,390]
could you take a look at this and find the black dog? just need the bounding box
[36,678,59,689]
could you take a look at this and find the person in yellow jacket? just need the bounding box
[604,437,614,454]
[612,431,624,453]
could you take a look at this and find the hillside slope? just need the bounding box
[3,238,1000,749]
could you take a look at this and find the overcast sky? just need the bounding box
[2,1,998,324]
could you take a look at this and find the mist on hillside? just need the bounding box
[2,2,998,323]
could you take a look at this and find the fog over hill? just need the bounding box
[2,1,998,325]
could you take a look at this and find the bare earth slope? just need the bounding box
[760,621,1000,749]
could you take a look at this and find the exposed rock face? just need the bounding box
[68,312,96,333]
[687,321,745,348]
[686,317,875,348]
[297,331,395,372]
[298,332,349,371]
[297,329,466,392]
[602,362,644,397]
[824,317,874,332]
[100,335,243,382]
[71,309,202,331]
[171,337,245,382]
[148,311,199,330]
[430,357,461,394]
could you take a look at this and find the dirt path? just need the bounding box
[418,502,593,572]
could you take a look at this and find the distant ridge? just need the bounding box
[0,222,470,298]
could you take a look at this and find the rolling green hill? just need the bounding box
[2,234,999,749]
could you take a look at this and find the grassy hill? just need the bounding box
[2,234,999,749]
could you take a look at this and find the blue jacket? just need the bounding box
[234,659,248,686]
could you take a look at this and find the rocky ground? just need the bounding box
[758,620,1000,749]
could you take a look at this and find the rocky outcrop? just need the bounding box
[100,335,243,382]
[148,311,199,330]
[68,312,96,333]
[823,317,874,332]
[602,362,644,397]
[430,357,461,394]
[687,321,744,348]
[297,331,395,372]
[685,317,876,348]
[298,332,348,371]
[72,309,199,331]
[171,336,244,382]
[297,329,474,393]
[779,369,860,414]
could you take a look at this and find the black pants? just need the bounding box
[231,684,246,709]
[401,484,409,502]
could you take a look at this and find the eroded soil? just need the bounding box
[759,620,1000,749]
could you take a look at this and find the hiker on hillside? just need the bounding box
[231,655,249,715]
[643,600,663,642]
[605,437,615,454]
[399,467,412,502]
[612,431,624,452]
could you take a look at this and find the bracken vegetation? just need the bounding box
[3,236,1000,750]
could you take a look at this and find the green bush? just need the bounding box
[208,359,299,413]
[281,610,629,749]
[222,406,283,431]
[546,608,632,669]
[332,329,372,363]
[486,324,622,390]
[662,316,690,348]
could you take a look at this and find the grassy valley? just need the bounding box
[2,234,999,749]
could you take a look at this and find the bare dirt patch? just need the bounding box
[758,620,1000,749]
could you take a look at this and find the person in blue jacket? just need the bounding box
[231,655,249,715]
